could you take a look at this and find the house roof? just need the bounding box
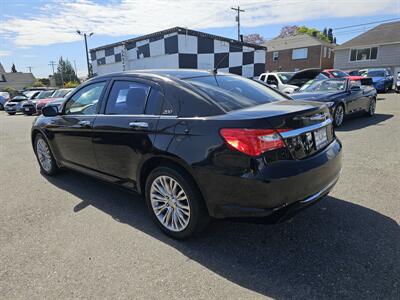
[90,26,267,53]
[335,21,400,50]
[263,34,334,52]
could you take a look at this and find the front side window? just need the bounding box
[65,82,106,115]
[106,81,150,115]
[185,75,287,112]
[266,75,279,85]
[292,48,308,60]
[350,47,378,61]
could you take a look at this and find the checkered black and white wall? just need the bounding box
[91,30,266,78]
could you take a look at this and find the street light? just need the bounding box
[76,30,94,78]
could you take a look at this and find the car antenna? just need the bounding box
[210,42,244,75]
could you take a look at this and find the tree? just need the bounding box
[32,80,45,87]
[328,28,333,43]
[54,57,80,87]
[323,28,328,37]
[243,33,265,45]
[11,64,17,72]
[278,25,299,38]
[333,37,337,44]
[297,26,331,42]
[38,78,50,86]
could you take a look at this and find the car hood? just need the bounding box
[371,76,385,83]
[291,91,341,102]
[287,68,322,87]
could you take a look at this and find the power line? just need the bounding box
[332,17,400,30]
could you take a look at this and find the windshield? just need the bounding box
[185,75,287,112]
[52,89,72,98]
[366,70,385,77]
[277,73,293,84]
[300,79,347,92]
[329,70,348,78]
[36,90,55,99]
[22,90,39,98]
[11,96,27,102]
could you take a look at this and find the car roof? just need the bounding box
[93,69,223,81]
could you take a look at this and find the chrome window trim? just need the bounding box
[280,118,332,139]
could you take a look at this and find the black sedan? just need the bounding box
[31,70,342,239]
[291,78,377,127]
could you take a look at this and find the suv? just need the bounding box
[258,72,298,94]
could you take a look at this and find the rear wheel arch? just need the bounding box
[138,156,209,212]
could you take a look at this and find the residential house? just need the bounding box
[334,21,400,76]
[263,34,335,72]
[0,63,36,90]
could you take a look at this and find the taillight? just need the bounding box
[220,128,290,157]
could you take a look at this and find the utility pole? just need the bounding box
[26,66,33,73]
[231,6,245,41]
[49,60,56,76]
[76,30,94,78]
[73,60,78,76]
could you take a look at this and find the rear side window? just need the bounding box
[185,75,287,112]
[106,81,150,115]
[144,88,162,115]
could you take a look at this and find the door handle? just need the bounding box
[129,122,149,129]
[78,120,91,127]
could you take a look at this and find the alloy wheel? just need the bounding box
[36,138,53,172]
[150,175,191,232]
[334,105,344,126]
[369,98,376,115]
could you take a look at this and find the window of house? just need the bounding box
[350,47,378,61]
[292,48,308,60]
[323,47,327,58]
[328,48,331,59]
[272,52,279,61]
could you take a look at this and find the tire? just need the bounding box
[34,133,60,176]
[384,85,389,93]
[145,165,210,239]
[332,104,344,127]
[366,97,376,117]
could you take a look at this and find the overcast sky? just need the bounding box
[1,0,399,77]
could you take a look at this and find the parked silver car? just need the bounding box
[0,92,10,110]
[4,96,28,115]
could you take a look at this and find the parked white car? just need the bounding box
[258,72,299,94]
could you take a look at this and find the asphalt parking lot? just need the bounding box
[0,93,399,299]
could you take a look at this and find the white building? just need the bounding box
[90,27,266,78]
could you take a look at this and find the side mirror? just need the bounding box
[42,105,59,117]
[350,85,361,92]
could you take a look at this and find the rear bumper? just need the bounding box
[196,138,342,219]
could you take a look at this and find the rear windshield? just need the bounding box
[36,90,55,99]
[366,70,385,77]
[185,75,287,112]
[52,89,72,98]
